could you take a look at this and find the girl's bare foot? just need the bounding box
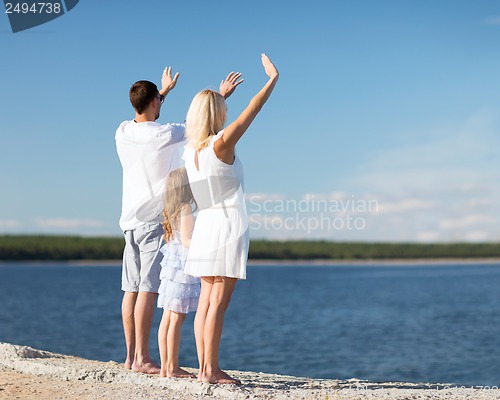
[167,367,196,379]
[131,361,161,374]
[202,369,241,385]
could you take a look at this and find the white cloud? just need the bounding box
[331,109,500,242]
[465,231,491,242]
[300,191,350,201]
[353,109,500,194]
[439,215,495,230]
[485,15,500,25]
[0,220,21,229]
[245,185,500,242]
[378,198,435,214]
[464,198,492,207]
[416,231,441,243]
[245,193,287,202]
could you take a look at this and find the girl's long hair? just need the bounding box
[185,89,227,150]
[162,167,196,242]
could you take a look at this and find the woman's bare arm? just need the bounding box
[214,54,279,164]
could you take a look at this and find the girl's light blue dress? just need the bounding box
[157,231,200,313]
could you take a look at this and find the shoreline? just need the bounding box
[0,257,499,267]
[1,342,498,400]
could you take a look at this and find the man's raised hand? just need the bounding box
[219,72,244,99]
[160,66,180,95]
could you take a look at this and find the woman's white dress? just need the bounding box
[183,131,249,279]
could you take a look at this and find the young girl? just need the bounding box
[183,54,279,384]
[157,167,200,378]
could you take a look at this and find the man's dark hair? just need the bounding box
[129,80,159,114]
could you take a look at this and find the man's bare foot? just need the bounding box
[132,361,161,374]
[202,369,241,385]
[167,367,196,379]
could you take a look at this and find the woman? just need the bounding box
[183,54,279,384]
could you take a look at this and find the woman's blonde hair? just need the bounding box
[186,89,227,150]
[162,167,197,243]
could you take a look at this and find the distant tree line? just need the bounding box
[0,235,499,261]
[0,235,125,261]
[248,240,500,260]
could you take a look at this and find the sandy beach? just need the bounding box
[1,342,500,399]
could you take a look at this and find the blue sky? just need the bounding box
[1,0,499,242]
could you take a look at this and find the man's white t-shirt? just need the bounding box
[116,120,186,231]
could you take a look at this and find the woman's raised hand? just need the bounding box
[214,52,279,161]
[261,53,279,79]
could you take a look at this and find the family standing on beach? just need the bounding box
[115,54,279,385]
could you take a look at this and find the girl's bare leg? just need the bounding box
[158,309,171,378]
[166,311,194,378]
[194,277,214,381]
[201,276,240,385]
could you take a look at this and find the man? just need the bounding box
[115,66,242,373]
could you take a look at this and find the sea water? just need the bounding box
[1,262,499,386]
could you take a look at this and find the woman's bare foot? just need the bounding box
[124,359,132,370]
[202,369,241,385]
[167,367,196,379]
[131,361,161,374]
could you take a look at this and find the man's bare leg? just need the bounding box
[131,291,160,374]
[201,277,241,385]
[122,291,138,369]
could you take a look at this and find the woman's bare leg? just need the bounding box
[158,309,171,378]
[194,277,214,381]
[201,276,240,384]
[166,311,194,378]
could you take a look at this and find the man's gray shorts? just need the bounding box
[121,222,164,293]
